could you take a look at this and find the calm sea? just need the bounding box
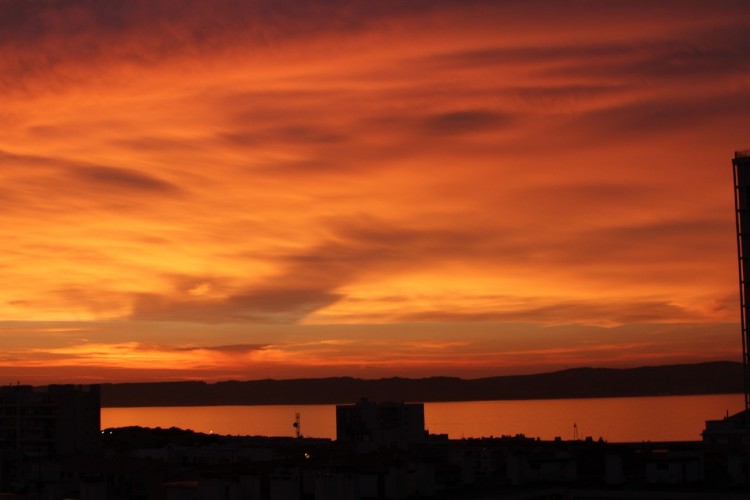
[101,393,744,443]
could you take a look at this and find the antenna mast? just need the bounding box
[293,412,301,439]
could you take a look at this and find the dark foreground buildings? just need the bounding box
[2,152,750,497]
[1,391,749,499]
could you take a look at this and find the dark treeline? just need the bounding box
[100,361,743,407]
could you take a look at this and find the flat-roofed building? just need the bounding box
[336,398,425,449]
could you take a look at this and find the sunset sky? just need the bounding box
[2,0,750,384]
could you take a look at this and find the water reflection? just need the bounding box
[102,393,744,442]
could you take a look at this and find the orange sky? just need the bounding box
[2,0,750,384]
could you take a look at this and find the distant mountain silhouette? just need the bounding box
[100,361,743,407]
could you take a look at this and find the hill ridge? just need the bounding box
[99,360,744,407]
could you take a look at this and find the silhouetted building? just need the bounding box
[703,410,749,486]
[336,398,425,449]
[704,411,750,448]
[0,384,100,456]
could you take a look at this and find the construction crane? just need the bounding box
[732,150,750,411]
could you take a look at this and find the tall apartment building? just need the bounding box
[0,384,100,456]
